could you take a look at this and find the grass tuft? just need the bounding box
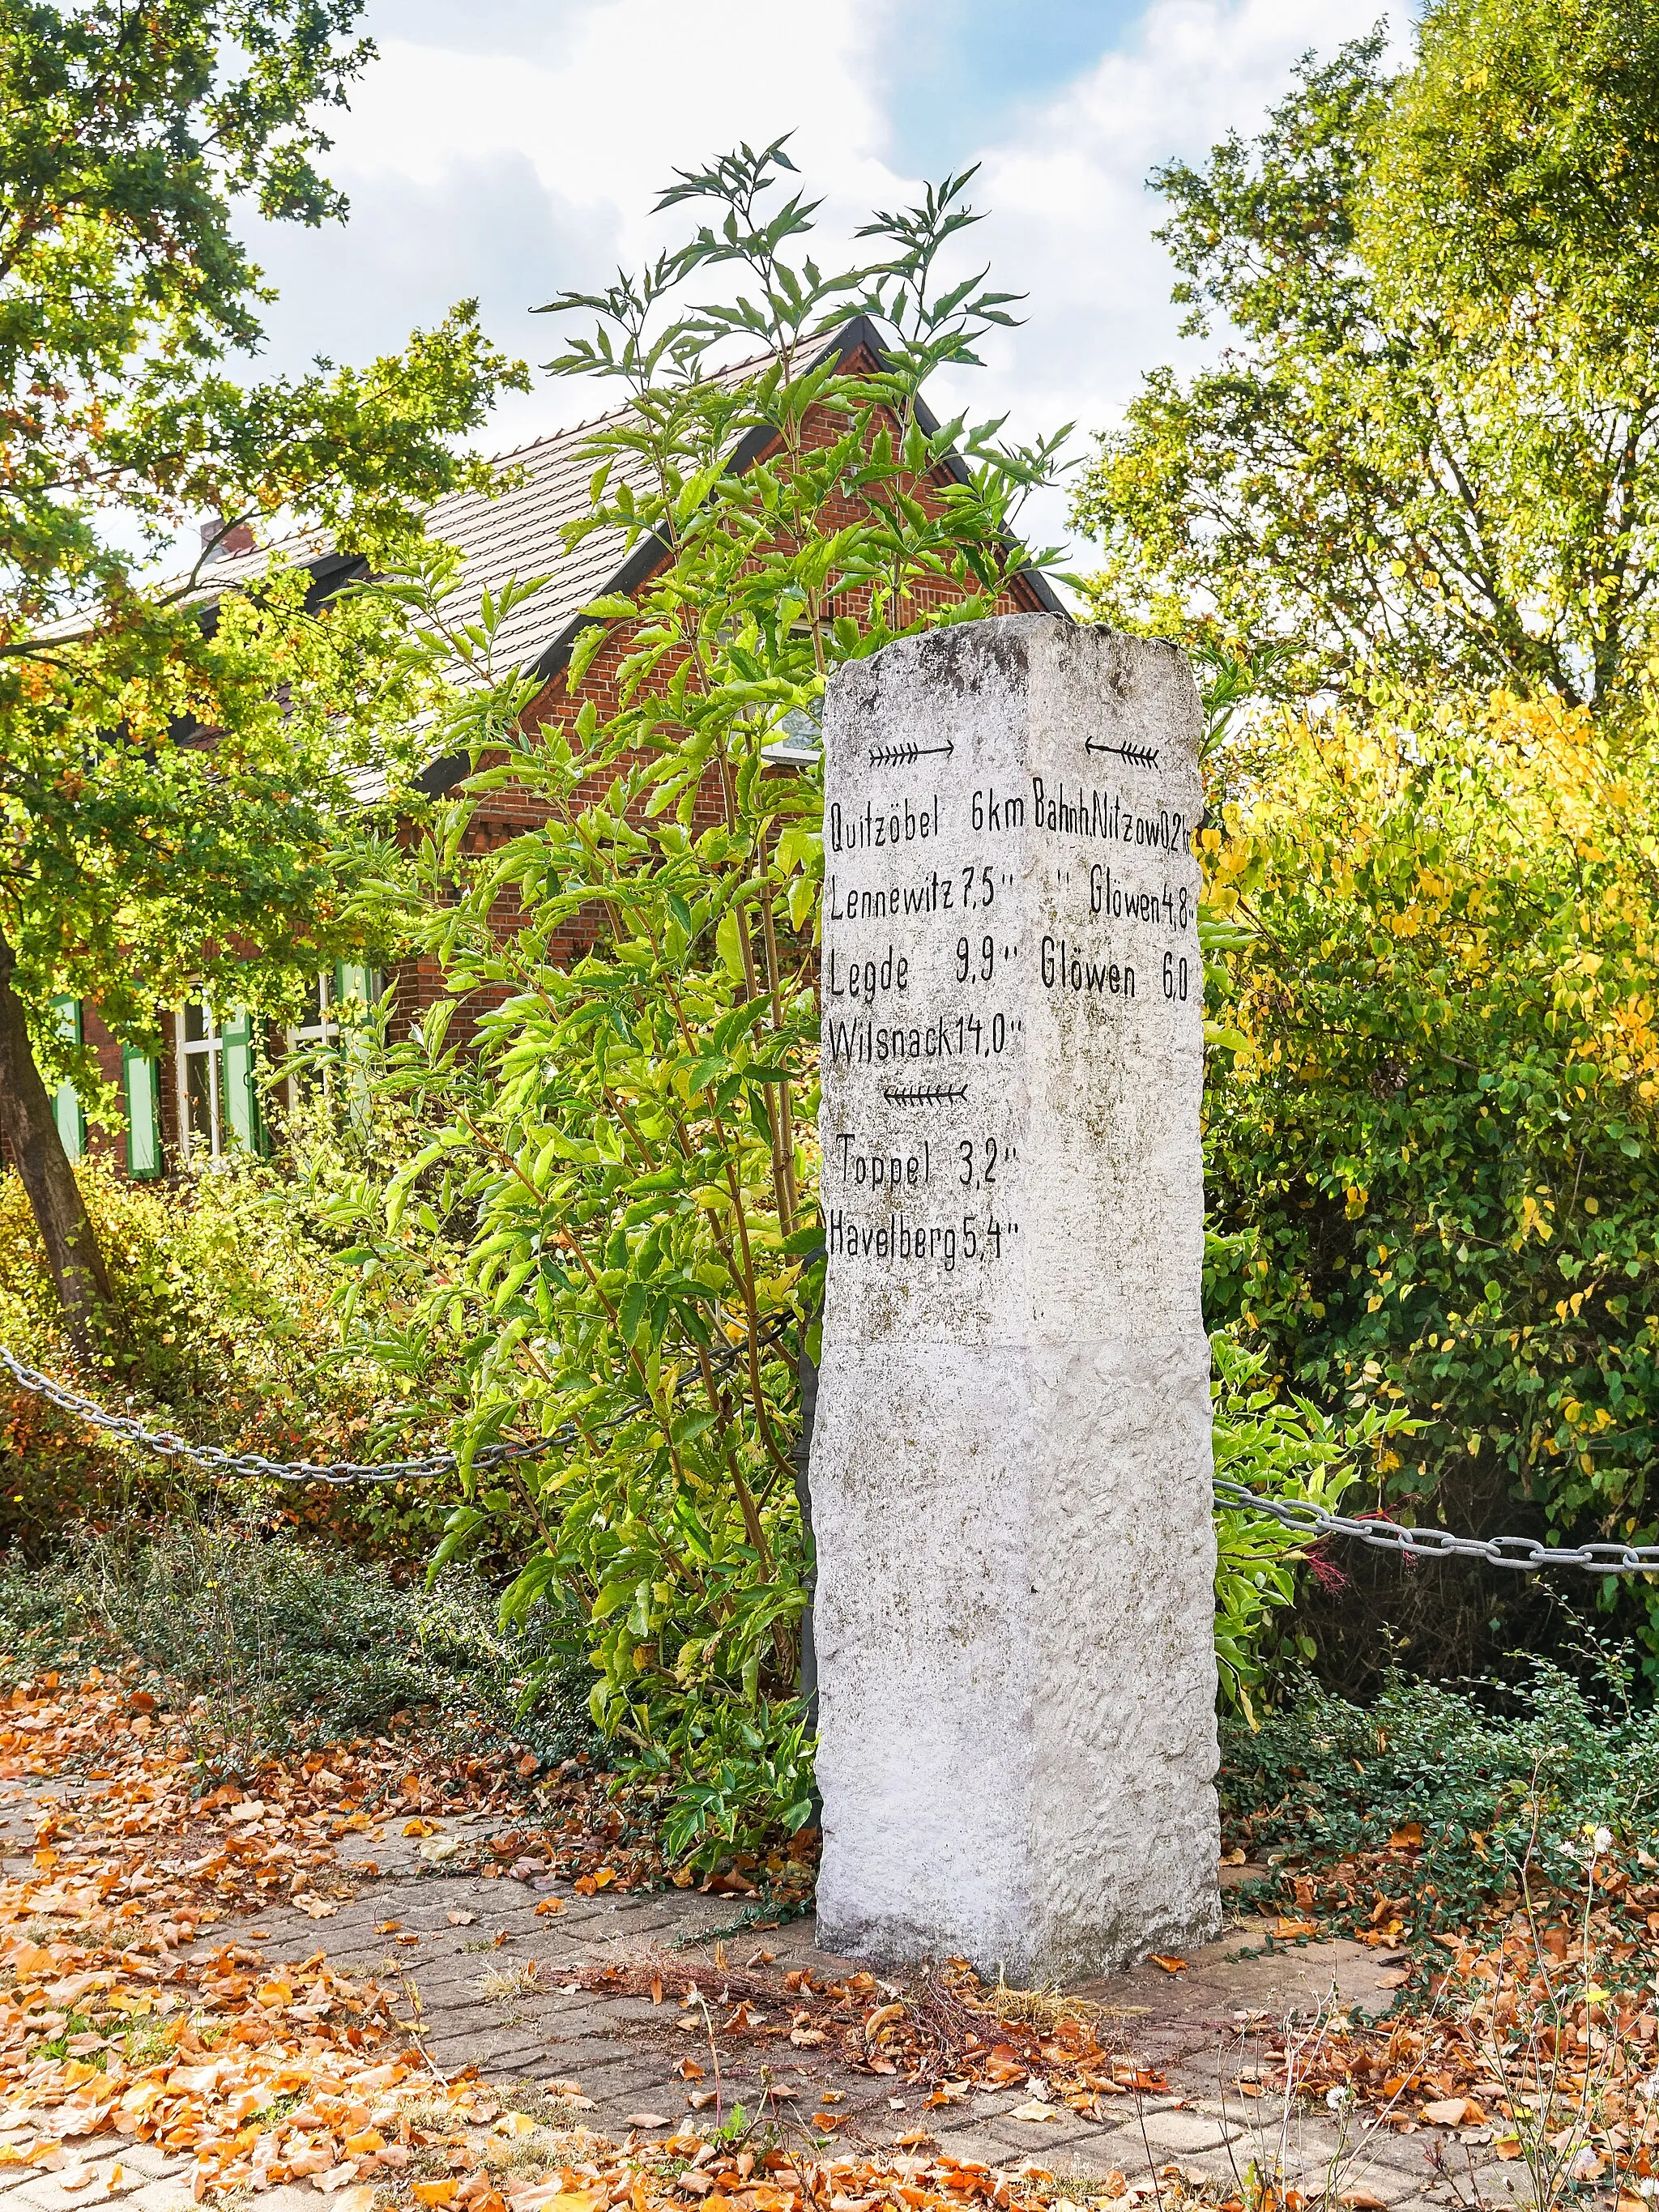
[0,1507,599,1771]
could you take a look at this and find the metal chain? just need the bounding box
[1214,1476,1659,1577]
[0,1349,560,1488]
[6,1345,1656,1571]
[2,1330,770,1489]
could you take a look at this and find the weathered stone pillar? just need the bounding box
[812,614,1220,1984]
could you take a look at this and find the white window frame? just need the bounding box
[285,970,342,1114]
[173,994,224,1161]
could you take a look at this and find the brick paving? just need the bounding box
[0,1788,1529,2212]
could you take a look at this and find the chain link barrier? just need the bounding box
[6,1348,1657,1572]
[0,1349,558,1488]
[1213,1477,1659,1577]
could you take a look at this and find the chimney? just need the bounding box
[201,515,257,562]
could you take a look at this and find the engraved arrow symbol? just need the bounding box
[882,1083,969,1107]
[1085,739,1160,769]
[868,740,955,768]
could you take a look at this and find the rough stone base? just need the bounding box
[812,1341,1222,1983]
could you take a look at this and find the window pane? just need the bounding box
[186,1049,214,1144]
[223,1012,263,1154]
[51,996,84,1161]
[185,998,208,1045]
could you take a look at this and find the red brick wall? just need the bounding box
[387,378,1049,1044]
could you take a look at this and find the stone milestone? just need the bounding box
[812,613,1221,1984]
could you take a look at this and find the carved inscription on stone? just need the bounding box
[819,627,1201,1348]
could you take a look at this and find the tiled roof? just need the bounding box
[169,403,657,681]
[418,336,848,675]
[169,322,913,676]
[162,318,1061,737]
[420,411,659,681]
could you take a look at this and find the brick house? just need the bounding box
[58,318,1060,1178]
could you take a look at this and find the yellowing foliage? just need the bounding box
[1201,687,1659,1664]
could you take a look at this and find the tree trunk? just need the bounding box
[0,932,117,1352]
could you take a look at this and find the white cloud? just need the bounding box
[932,0,1412,558]
[243,0,896,451]
[333,2,889,224]
[237,0,1406,554]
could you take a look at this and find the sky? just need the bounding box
[240,0,1411,569]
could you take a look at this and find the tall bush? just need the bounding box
[0,1149,458,1558]
[1201,687,1659,1673]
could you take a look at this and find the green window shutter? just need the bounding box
[122,1046,162,1178]
[335,964,378,1130]
[327,955,376,1123]
[220,1009,267,1157]
[50,996,85,1163]
[335,961,376,1013]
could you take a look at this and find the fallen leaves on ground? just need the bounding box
[0,1662,817,1912]
[0,1664,574,1916]
[0,1848,488,2197]
[574,1954,1166,2125]
[480,2136,1213,2212]
[1227,1823,1659,1981]
[0,1668,525,2196]
[0,1665,1149,2212]
[0,1833,1109,2212]
[1224,1801,1659,2193]
[393,2135,1182,2212]
[1250,1869,1659,2188]
[0,1668,814,2201]
[636,2143,1223,2212]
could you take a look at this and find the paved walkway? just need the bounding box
[0,1786,1525,2212]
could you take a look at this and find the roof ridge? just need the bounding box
[468,323,869,471]
[471,410,624,469]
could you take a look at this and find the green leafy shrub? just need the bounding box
[1210,1327,1410,1719]
[0,1149,465,1557]
[651,1697,818,1867]
[1202,690,1659,1678]
[1222,1646,1659,1931]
